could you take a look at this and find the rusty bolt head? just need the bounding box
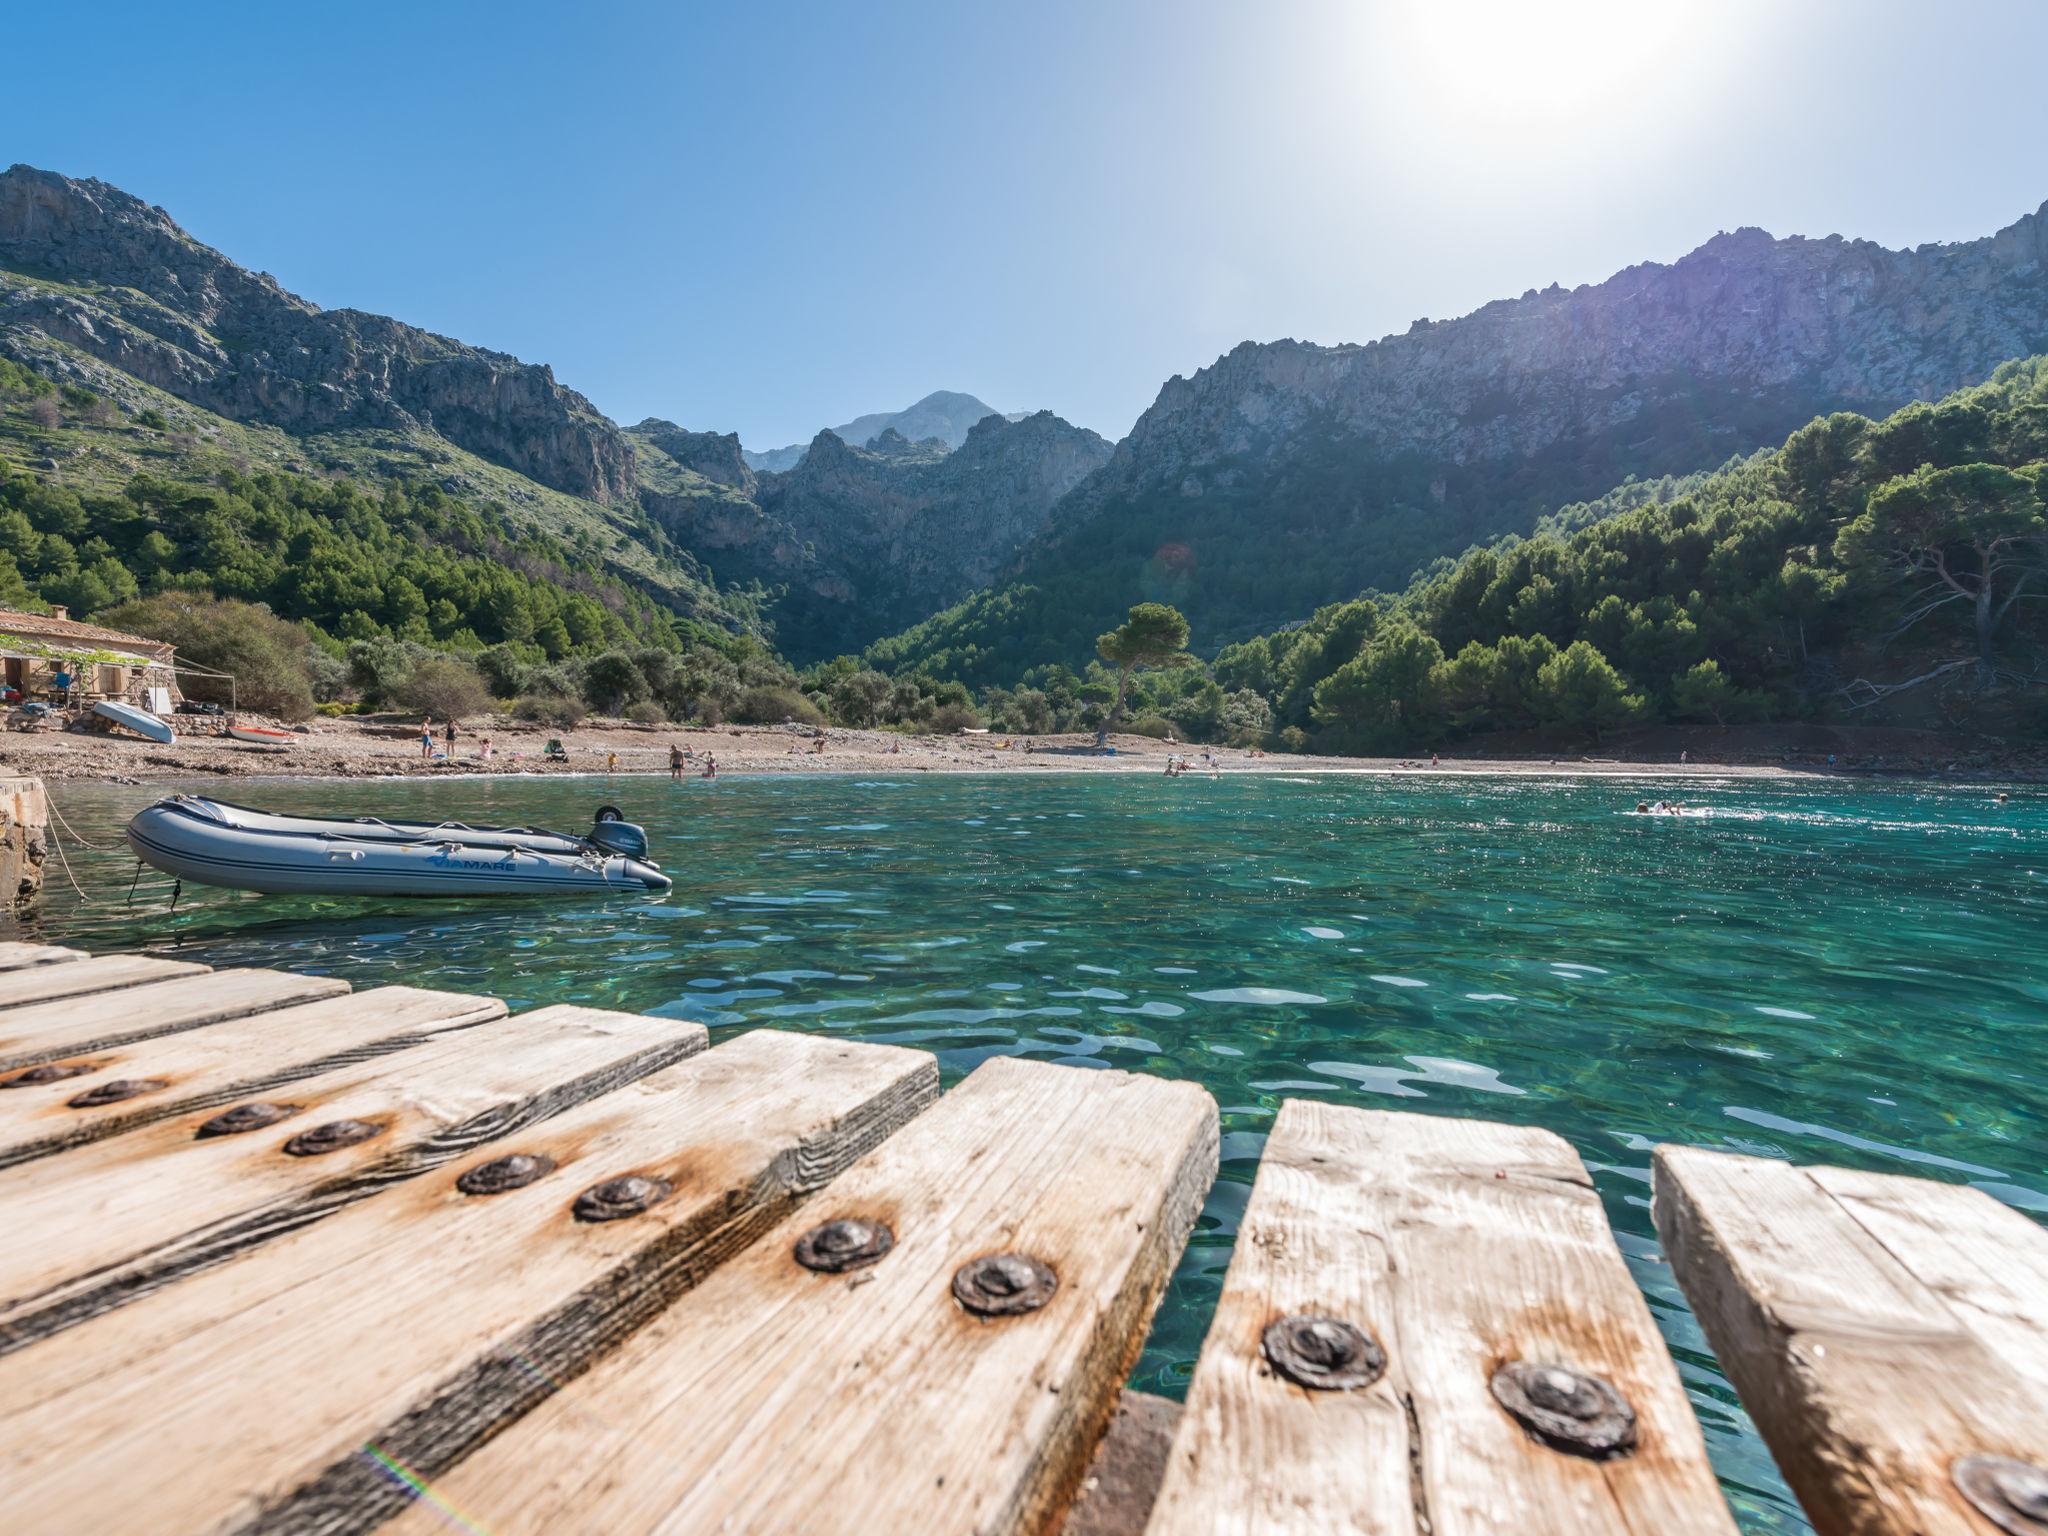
[457,1152,556,1196]
[1491,1362,1637,1458]
[3,1062,97,1088]
[952,1252,1058,1317]
[282,1119,384,1157]
[795,1217,895,1273]
[572,1174,672,1222]
[1955,1455,2048,1535]
[67,1077,166,1109]
[195,1101,301,1139]
[1261,1313,1387,1391]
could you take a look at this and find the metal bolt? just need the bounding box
[1261,1313,1386,1391]
[195,1101,301,1139]
[572,1174,672,1222]
[952,1252,1058,1317]
[457,1152,556,1196]
[1955,1455,2048,1535]
[1490,1361,1637,1459]
[282,1119,383,1157]
[67,1078,166,1109]
[2,1062,95,1088]
[795,1217,895,1273]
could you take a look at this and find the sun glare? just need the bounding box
[1381,0,1707,135]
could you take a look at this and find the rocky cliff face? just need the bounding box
[637,411,1112,659]
[0,165,635,502]
[999,203,2048,651]
[1089,209,2048,508]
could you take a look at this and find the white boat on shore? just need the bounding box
[93,700,174,743]
[126,795,672,897]
[226,721,296,747]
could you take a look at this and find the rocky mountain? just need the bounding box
[880,199,2048,674]
[741,389,1019,472]
[635,410,1112,660]
[0,166,635,504]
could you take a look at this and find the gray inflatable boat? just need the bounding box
[126,795,671,897]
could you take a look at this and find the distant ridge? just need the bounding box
[742,390,1022,472]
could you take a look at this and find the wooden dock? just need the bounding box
[0,940,2039,1535]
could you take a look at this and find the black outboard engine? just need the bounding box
[587,806,651,860]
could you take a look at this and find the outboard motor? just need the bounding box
[587,806,652,861]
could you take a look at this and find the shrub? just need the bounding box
[515,691,585,728]
[394,658,491,721]
[623,700,668,725]
[1278,725,1308,753]
[926,700,982,734]
[1128,715,1175,739]
[136,408,170,431]
[102,593,317,721]
[578,650,651,715]
[733,685,824,725]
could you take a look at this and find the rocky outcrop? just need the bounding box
[0,165,635,502]
[630,419,758,495]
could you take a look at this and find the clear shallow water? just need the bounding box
[27,772,2048,1534]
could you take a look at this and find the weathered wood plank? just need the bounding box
[385,1053,1218,1536]
[0,1030,939,1536]
[1146,1102,1736,1536]
[0,942,86,972]
[0,1004,709,1353]
[0,968,351,1072]
[0,984,502,1169]
[1654,1146,2048,1536]
[0,951,206,1008]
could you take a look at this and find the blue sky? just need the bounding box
[15,1,2048,448]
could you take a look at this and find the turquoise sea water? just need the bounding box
[25,772,2048,1533]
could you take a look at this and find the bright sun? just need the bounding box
[1380,0,1708,135]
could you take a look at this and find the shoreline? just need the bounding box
[1,712,2017,787]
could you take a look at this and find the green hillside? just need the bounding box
[849,359,2048,749]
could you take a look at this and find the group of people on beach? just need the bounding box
[668,743,715,780]
[418,717,491,763]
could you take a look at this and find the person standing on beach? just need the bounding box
[445,718,458,756]
[703,754,718,780]
[607,750,618,776]
[670,743,684,781]
[420,717,433,760]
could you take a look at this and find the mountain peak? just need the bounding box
[741,389,1009,471]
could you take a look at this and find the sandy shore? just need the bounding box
[0,712,1838,784]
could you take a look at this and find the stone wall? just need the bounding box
[0,774,48,913]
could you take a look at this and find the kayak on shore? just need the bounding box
[125,794,671,897]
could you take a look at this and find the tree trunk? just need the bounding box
[1976,583,1995,674]
[1096,665,1134,749]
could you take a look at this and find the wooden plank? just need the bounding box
[0,1004,710,1353]
[0,942,86,972]
[1146,1102,1736,1536]
[0,1029,939,1536]
[0,984,502,1170]
[0,951,207,1008]
[0,968,350,1073]
[384,1054,1219,1536]
[1654,1146,2048,1536]
[1061,1391,1184,1536]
